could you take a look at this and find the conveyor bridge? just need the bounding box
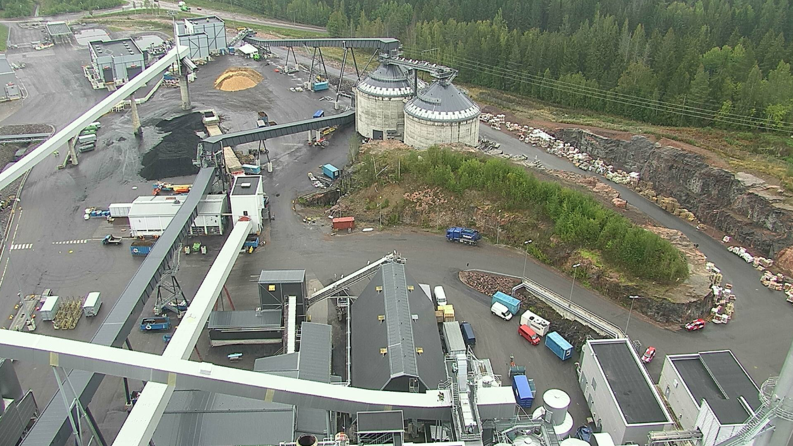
[243,37,400,52]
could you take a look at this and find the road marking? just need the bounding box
[52,239,89,245]
[9,243,32,250]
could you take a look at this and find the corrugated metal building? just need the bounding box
[579,339,673,444]
[230,175,266,235]
[89,39,145,85]
[184,16,226,53]
[127,194,227,237]
[351,262,445,392]
[659,350,761,445]
[258,269,306,316]
[153,322,334,445]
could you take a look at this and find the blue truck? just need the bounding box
[322,164,340,179]
[545,331,573,361]
[140,316,171,331]
[512,374,535,408]
[446,227,481,245]
[459,321,476,347]
[130,240,155,257]
[492,291,521,315]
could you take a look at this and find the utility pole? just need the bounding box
[625,295,641,336]
[568,263,580,307]
[522,240,532,279]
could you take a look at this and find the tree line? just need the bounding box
[0,0,123,17]
[357,147,690,284]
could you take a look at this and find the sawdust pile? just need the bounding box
[214,67,263,92]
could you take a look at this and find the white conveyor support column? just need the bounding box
[114,220,251,446]
[0,331,451,419]
[287,295,296,354]
[0,45,187,191]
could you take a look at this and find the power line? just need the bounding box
[402,47,793,132]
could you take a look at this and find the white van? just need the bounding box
[434,286,447,306]
[490,302,513,320]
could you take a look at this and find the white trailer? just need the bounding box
[40,295,60,321]
[520,309,550,336]
[83,292,102,317]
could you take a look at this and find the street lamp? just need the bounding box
[522,240,533,279]
[568,263,581,307]
[496,210,502,245]
[625,295,642,336]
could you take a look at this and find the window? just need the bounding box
[591,377,597,391]
[665,386,670,398]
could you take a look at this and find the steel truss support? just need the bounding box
[318,48,329,81]
[53,366,103,446]
[336,46,349,106]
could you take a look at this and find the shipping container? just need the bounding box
[459,321,476,347]
[241,164,261,175]
[130,239,155,256]
[312,81,329,92]
[83,292,102,317]
[322,163,340,179]
[442,321,467,354]
[109,203,133,218]
[40,295,60,321]
[492,291,521,315]
[332,216,355,231]
[545,331,573,361]
[512,375,535,408]
[520,309,551,336]
[434,286,447,306]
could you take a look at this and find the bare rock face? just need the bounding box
[556,129,793,259]
[777,247,793,276]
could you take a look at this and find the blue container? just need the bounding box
[313,81,329,91]
[130,240,154,257]
[545,331,573,361]
[512,375,535,408]
[492,291,521,315]
[242,164,261,174]
[322,163,340,179]
[313,110,325,118]
[459,321,476,347]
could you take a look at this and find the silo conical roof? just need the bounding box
[404,81,480,123]
[356,63,413,98]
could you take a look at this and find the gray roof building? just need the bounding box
[351,262,445,392]
[356,63,413,98]
[404,81,480,123]
[154,322,334,444]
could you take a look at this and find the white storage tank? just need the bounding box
[354,63,413,140]
[560,439,589,446]
[40,295,60,321]
[544,388,571,425]
[403,80,480,149]
[83,292,102,317]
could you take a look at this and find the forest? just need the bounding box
[355,147,690,284]
[0,0,123,17]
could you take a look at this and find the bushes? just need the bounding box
[389,147,689,283]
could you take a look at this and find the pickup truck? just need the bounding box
[102,235,122,245]
[140,316,171,331]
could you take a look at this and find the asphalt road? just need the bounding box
[0,18,789,442]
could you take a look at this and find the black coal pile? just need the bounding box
[140,113,203,180]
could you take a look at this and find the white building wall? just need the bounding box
[230,195,263,234]
[579,342,628,444]
[403,114,479,149]
[695,401,749,446]
[658,356,701,430]
[354,89,406,139]
[129,215,175,237]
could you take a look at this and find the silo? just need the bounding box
[403,81,480,149]
[354,63,413,140]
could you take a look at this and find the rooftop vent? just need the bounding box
[380,348,387,356]
[240,182,251,188]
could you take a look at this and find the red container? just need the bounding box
[332,217,355,230]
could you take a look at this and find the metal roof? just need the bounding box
[254,352,300,376]
[128,194,225,218]
[244,36,400,51]
[186,15,224,24]
[259,270,306,284]
[90,38,142,57]
[589,339,671,425]
[45,21,71,36]
[357,410,405,433]
[298,322,332,383]
[153,390,295,446]
[0,55,13,76]
[404,81,480,123]
[356,63,413,98]
[351,263,445,391]
[207,309,282,329]
[670,350,760,425]
[231,175,261,196]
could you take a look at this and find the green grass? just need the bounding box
[578,249,603,268]
[0,24,7,52]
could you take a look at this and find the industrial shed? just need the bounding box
[659,350,760,445]
[258,269,307,316]
[45,21,71,44]
[184,16,226,53]
[207,309,283,346]
[579,339,673,444]
[127,194,227,237]
[351,262,445,392]
[89,39,145,85]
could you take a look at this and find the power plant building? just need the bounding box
[403,81,480,149]
[354,63,413,140]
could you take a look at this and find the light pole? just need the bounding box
[522,240,533,279]
[496,210,502,245]
[568,263,581,307]
[625,295,642,336]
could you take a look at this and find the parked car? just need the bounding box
[641,346,656,363]
[518,324,541,346]
[685,318,706,331]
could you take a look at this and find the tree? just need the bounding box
[327,9,348,37]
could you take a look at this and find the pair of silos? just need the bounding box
[354,63,480,148]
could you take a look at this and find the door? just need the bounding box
[127,65,143,79]
[372,130,383,140]
[102,66,114,83]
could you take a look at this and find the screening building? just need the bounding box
[184,16,227,53]
[578,339,673,444]
[88,39,145,85]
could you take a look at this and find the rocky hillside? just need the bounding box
[555,129,793,260]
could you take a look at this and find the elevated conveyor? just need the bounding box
[22,167,215,446]
[243,37,400,51]
[200,110,355,153]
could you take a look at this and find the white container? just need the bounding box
[40,295,60,321]
[83,292,101,317]
[434,286,447,306]
[520,309,550,336]
[109,203,133,218]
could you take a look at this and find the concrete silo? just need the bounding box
[354,63,413,140]
[403,81,480,149]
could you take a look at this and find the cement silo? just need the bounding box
[354,63,413,140]
[403,81,480,149]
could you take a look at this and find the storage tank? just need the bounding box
[560,439,589,446]
[403,80,480,149]
[354,63,413,140]
[543,388,571,425]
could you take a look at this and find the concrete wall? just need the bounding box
[579,342,628,444]
[658,356,700,430]
[403,114,479,149]
[354,89,406,139]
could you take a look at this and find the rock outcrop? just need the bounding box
[556,129,793,259]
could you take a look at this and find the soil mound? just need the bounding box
[139,113,202,180]
[214,67,263,92]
